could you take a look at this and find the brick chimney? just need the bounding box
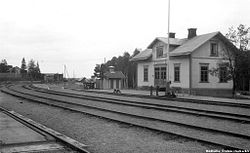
[188,28,197,39]
[168,32,176,38]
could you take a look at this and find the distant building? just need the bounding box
[130,28,238,96]
[43,73,63,82]
[96,66,126,89]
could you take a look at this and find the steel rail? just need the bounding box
[1,86,250,150]
[69,87,250,108]
[25,85,250,123]
[7,86,250,139]
[0,106,90,153]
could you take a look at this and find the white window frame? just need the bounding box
[156,46,164,58]
[210,41,218,57]
[174,63,181,82]
[143,66,149,82]
[200,63,209,83]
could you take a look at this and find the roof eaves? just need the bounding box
[130,49,152,62]
[170,51,191,57]
[130,55,152,62]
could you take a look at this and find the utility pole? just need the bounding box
[165,0,171,96]
[63,65,70,79]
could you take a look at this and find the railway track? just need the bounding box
[70,86,250,108]
[27,84,250,123]
[1,84,250,150]
[0,106,89,153]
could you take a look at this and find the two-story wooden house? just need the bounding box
[130,28,237,96]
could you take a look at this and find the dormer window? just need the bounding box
[210,42,218,57]
[156,46,164,58]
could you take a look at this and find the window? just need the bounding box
[219,66,227,83]
[210,42,218,57]
[161,67,166,80]
[154,67,160,79]
[156,46,164,58]
[155,66,166,80]
[174,64,180,82]
[143,66,148,82]
[200,64,209,82]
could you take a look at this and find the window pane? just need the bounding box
[143,67,148,82]
[211,43,218,56]
[161,67,166,79]
[156,46,163,58]
[174,65,180,82]
[200,65,208,82]
[154,67,160,79]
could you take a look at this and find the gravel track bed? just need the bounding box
[37,84,250,117]
[14,86,250,137]
[0,91,223,153]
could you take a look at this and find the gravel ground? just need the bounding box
[0,91,223,153]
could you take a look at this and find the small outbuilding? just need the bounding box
[97,66,126,89]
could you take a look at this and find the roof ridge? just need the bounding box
[157,31,220,40]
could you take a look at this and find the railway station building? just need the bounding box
[130,28,238,96]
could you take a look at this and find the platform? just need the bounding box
[0,110,66,153]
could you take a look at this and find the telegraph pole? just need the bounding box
[165,0,171,96]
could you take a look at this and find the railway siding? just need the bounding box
[0,106,89,153]
[31,84,250,117]
[1,85,250,150]
[10,86,250,137]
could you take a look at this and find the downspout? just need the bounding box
[137,63,138,89]
[189,54,192,94]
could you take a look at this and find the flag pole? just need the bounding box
[165,0,171,96]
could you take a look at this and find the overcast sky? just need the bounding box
[0,0,249,78]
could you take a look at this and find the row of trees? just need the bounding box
[0,58,42,80]
[93,49,140,88]
[0,59,12,73]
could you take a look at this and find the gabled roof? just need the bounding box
[147,37,186,49]
[130,31,237,61]
[104,71,126,79]
[170,31,220,56]
[129,49,152,62]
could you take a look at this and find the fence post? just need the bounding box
[150,86,153,96]
[156,86,159,96]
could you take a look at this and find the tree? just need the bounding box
[28,59,41,80]
[93,64,107,79]
[0,59,9,73]
[236,51,250,91]
[34,61,41,79]
[210,24,250,96]
[226,24,250,51]
[20,57,27,78]
[28,59,36,79]
[225,24,250,94]
[20,58,27,74]
[129,49,141,88]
